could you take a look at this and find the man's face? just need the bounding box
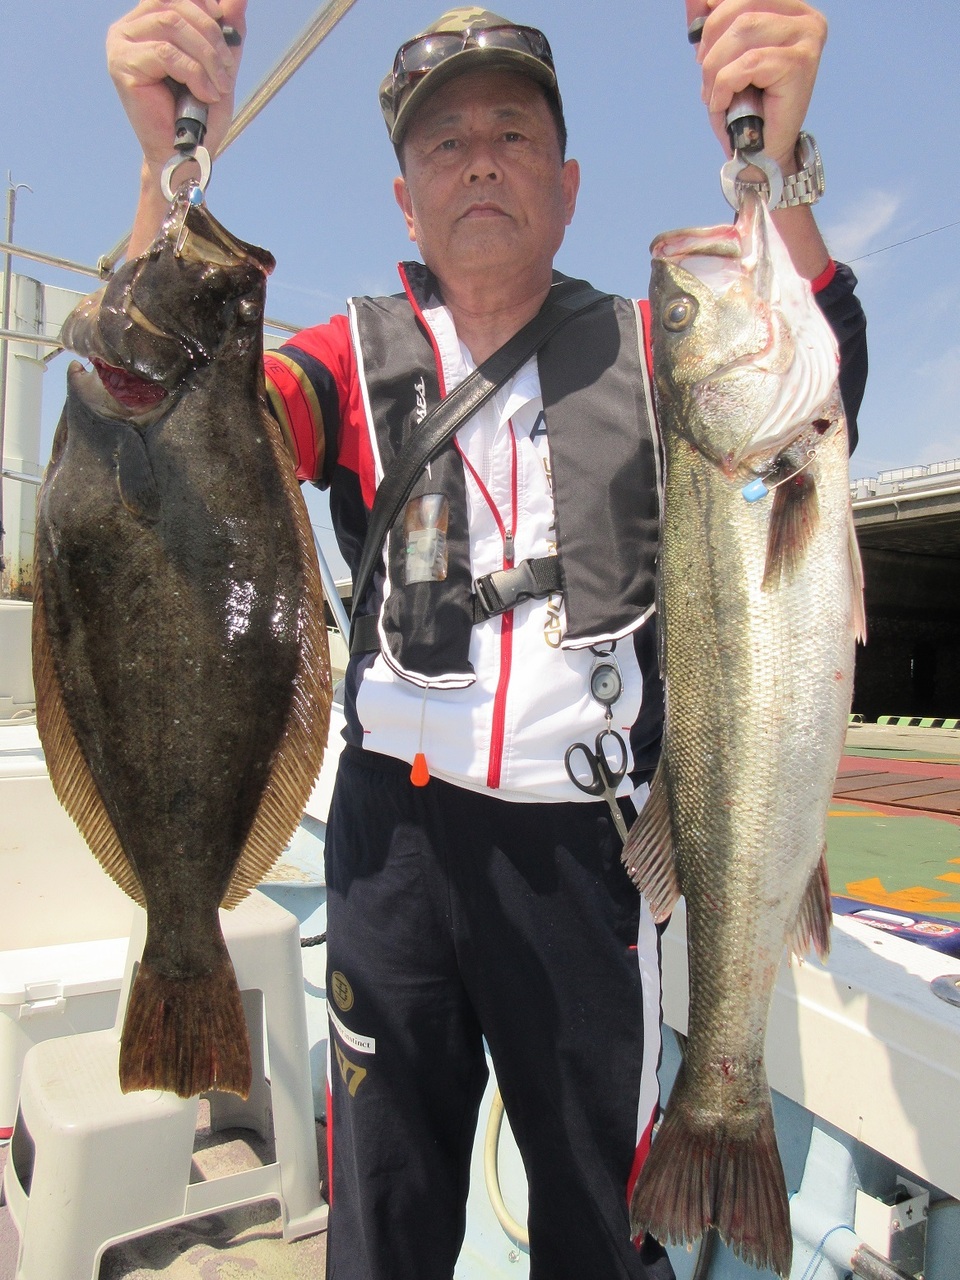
[393,68,579,290]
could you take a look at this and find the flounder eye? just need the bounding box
[662,296,697,332]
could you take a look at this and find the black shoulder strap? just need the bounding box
[348,277,610,650]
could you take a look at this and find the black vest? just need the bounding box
[350,264,661,687]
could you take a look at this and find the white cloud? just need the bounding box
[869,345,960,473]
[915,344,960,426]
[851,335,960,479]
[820,190,903,265]
[917,343,960,381]
[916,438,960,468]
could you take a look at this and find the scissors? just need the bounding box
[564,728,630,845]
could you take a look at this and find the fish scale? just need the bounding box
[623,192,863,1277]
[665,420,852,1047]
[33,186,331,1100]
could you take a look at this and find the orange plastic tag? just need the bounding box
[410,752,430,787]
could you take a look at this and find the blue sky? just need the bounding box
[2,1,958,577]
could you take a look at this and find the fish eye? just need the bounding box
[662,296,697,332]
[238,297,259,323]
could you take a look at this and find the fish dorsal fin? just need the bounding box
[620,758,681,923]
[762,470,820,591]
[32,576,146,907]
[848,508,867,644]
[788,849,832,963]
[221,403,332,908]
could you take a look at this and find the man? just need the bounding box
[106,4,866,1278]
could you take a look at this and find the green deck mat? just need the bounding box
[827,802,960,920]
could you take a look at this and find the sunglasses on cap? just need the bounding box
[391,24,555,96]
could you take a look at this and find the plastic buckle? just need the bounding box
[474,559,541,617]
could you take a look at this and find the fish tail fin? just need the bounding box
[630,1067,792,1279]
[120,937,251,1099]
[789,849,832,962]
[621,760,681,922]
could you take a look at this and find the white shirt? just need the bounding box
[353,297,648,802]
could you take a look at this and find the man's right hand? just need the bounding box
[107,0,247,254]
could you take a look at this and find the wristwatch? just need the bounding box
[736,132,825,208]
[778,132,825,207]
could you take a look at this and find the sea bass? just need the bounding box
[623,190,865,1277]
[33,186,331,1099]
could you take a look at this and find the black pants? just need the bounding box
[324,746,674,1280]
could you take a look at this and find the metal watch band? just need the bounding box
[778,166,820,208]
[734,132,823,209]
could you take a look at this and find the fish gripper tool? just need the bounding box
[160,23,242,202]
[687,16,785,211]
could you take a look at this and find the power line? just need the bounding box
[847,219,960,263]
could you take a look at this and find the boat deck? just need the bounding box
[1,724,958,1277]
[828,729,960,931]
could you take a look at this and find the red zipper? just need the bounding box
[457,421,519,788]
[398,264,447,395]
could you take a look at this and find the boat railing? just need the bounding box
[1,1,362,633]
[98,0,360,274]
[1,0,361,557]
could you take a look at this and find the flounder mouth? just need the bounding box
[63,297,174,412]
[62,187,274,420]
[91,358,168,410]
[162,184,276,276]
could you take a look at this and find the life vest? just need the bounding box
[348,262,661,688]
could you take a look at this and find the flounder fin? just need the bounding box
[221,401,332,908]
[621,760,680,923]
[789,850,832,963]
[120,923,251,1098]
[117,430,162,522]
[630,1064,792,1279]
[762,471,819,591]
[32,576,145,907]
[848,507,867,643]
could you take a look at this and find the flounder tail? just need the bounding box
[630,1065,792,1280]
[120,934,251,1099]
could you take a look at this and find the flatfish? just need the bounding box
[33,186,331,1098]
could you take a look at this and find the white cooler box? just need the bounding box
[0,722,134,1140]
[0,937,127,1140]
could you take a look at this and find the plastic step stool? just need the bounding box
[2,889,326,1280]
